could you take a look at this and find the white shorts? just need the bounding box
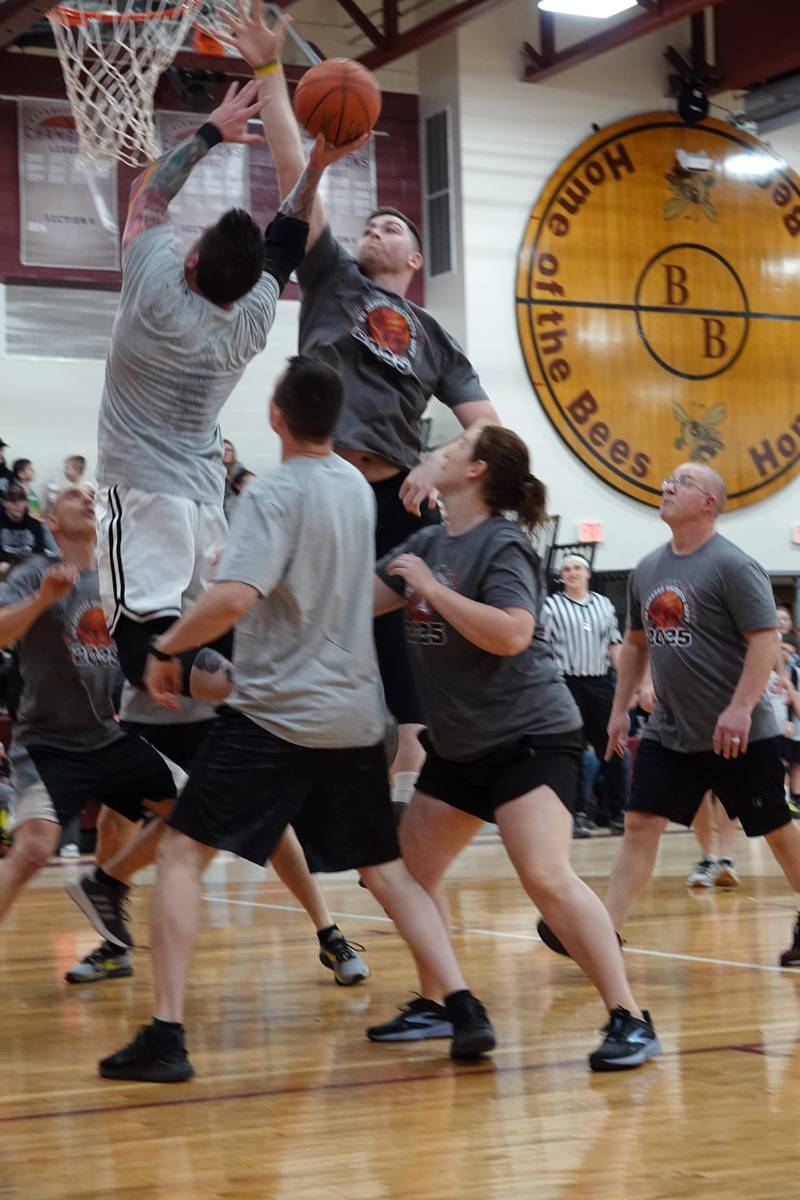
[96,486,228,633]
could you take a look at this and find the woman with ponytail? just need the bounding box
[367,424,660,1072]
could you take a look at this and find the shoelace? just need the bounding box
[328,937,366,962]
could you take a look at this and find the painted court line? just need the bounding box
[201,895,796,975]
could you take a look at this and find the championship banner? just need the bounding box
[516,112,800,511]
[156,111,251,255]
[249,135,377,255]
[18,98,119,270]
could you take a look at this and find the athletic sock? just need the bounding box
[443,989,476,1022]
[391,771,417,807]
[317,924,340,946]
[94,866,128,892]
[153,1017,184,1035]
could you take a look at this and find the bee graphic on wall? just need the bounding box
[664,166,716,221]
[673,402,726,462]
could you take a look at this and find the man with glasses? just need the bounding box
[538,461,800,967]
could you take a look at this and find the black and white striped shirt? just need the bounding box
[541,591,622,677]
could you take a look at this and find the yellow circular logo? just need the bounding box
[516,112,800,509]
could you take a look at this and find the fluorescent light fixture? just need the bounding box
[538,1,639,16]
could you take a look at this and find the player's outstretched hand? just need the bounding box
[37,563,79,607]
[308,131,372,172]
[144,654,183,714]
[216,1,291,69]
[605,711,629,761]
[207,80,265,146]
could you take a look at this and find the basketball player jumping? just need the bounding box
[95,77,363,696]
[217,6,500,803]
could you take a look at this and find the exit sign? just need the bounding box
[579,521,604,543]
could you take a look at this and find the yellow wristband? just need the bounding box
[254,60,281,77]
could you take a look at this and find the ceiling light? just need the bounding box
[537,1,639,16]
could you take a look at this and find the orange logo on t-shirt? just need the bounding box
[646,589,685,629]
[75,606,113,648]
[365,306,412,356]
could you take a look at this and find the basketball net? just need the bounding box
[49,0,201,166]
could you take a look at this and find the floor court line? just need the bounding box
[4,1035,797,1129]
[201,895,797,975]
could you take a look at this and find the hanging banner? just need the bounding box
[249,135,377,255]
[18,98,119,270]
[156,111,250,255]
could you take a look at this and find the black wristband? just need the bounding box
[263,212,310,291]
[196,121,223,150]
[147,636,176,663]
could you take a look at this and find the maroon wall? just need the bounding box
[0,49,423,304]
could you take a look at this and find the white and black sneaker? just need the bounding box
[66,869,133,949]
[366,996,453,1042]
[589,1007,662,1072]
[686,858,719,888]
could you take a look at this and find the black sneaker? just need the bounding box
[780,914,800,967]
[446,992,497,1060]
[65,941,133,984]
[66,870,132,949]
[367,996,453,1042]
[537,917,625,959]
[318,931,370,986]
[99,1022,193,1083]
[589,1007,662,1072]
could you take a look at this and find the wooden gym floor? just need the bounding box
[3,827,800,1200]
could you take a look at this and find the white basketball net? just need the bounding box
[49,1,201,166]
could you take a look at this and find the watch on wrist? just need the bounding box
[147,637,175,663]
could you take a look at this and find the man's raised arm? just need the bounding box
[123,80,263,250]
[217,7,329,250]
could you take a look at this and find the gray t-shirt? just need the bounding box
[628,533,779,752]
[376,517,581,762]
[0,556,122,752]
[218,454,385,749]
[297,226,488,472]
[97,225,280,505]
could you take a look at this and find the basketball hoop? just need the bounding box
[48,0,202,166]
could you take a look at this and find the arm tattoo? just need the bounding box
[123,133,212,249]
[278,159,325,224]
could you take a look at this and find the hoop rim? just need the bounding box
[50,4,190,26]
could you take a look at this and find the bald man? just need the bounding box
[538,463,800,968]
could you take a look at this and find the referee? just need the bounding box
[542,554,626,835]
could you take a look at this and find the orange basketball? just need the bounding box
[293,59,381,147]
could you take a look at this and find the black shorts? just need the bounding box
[629,736,791,837]
[168,706,400,870]
[120,719,215,773]
[25,733,179,827]
[372,473,440,727]
[415,728,584,823]
[780,736,800,765]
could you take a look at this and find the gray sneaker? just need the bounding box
[367,996,454,1042]
[65,942,133,984]
[318,931,370,986]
